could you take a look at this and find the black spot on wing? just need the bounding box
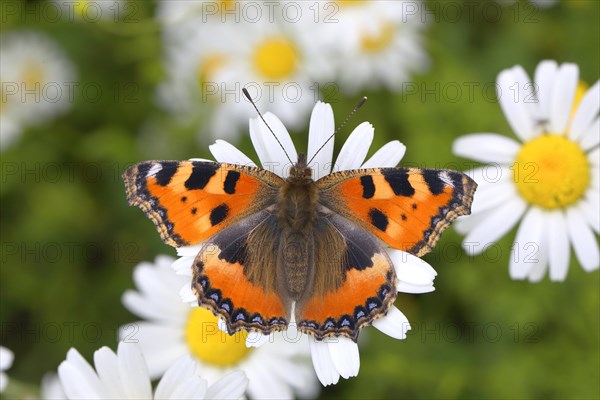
[185,163,218,190]
[382,169,414,196]
[360,175,375,199]
[368,208,389,232]
[154,162,179,186]
[223,170,241,194]
[423,170,445,195]
[210,203,229,226]
[191,207,197,215]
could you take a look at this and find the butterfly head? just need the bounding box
[288,153,313,183]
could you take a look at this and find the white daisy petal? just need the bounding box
[154,355,194,399]
[246,331,272,348]
[510,208,546,280]
[547,210,571,281]
[94,347,125,398]
[166,376,208,400]
[205,371,248,399]
[209,140,256,166]
[566,207,600,272]
[510,65,538,122]
[534,60,559,121]
[155,356,207,400]
[463,197,528,255]
[388,250,437,287]
[579,117,599,151]
[172,256,195,276]
[497,68,538,141]
[333,122,374,171]
[327,338,360,380]
[452,133,521,164]
[570,80,600,141]
[249,112,298,177]
[117,343,152,399]
[469,180,516,215]
[581,191,600,233]
[58,361,104,399]
[64,348,105,395]
[526,241,550,283]
[372,306,411,340]
[40,373,66,399]
[361,140,406,168]
[176,245,202,259]
[307,102,335,179]
[247,362,294,399]
[454,211,493,236]
[123,322,186,379]
[396,282,436,294]
[308,338,340,386]
[0,347,13,371]
[549,63,579,134]
[179,284,197,304]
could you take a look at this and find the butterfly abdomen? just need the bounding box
[276,174,318,301]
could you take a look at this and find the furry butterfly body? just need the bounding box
[124,151,476,342]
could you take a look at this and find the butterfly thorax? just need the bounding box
[276,153,318,302]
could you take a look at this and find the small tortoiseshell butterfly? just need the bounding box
[124,96,477,342]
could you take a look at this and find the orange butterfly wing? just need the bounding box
[123,161,283,247]
[317,168,476,256]
[192,211,289,334]
[296,213,397,341]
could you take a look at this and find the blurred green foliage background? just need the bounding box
[1,0,598,398]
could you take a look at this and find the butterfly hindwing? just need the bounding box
[123,161,283,247]
[191,210,289,335]
[317,168,477,256]
[296,212,397,341]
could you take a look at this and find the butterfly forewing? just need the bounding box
[123,161,283,247]
[316,167,477,256]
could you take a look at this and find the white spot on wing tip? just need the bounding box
[439,170,452,185]
[147,163,162,177]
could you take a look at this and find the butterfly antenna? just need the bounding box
[307,96,367,166]
[243,88,293,165]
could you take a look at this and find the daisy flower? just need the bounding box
[306,0,429,94]
[0,31,76,149]
[157,1,332,142]
[0,346,14,392]
[156,24,246,142]
[41,373,67,399]
[121,255,319,399]
[453,60,599,281]
[173,101,438,386]
[57,342,247,399]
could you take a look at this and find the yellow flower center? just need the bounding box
[21,61,45,90]
[184,307,251,366]
[513,135,590,209]
[197,54,227,87]
[253,38,298,80]
[73,0,91,18]
[336,0,367,7]
[360,22,395,53]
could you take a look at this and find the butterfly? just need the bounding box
[123,98,477,342]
